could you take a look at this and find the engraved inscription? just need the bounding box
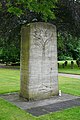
[32,28,53,58]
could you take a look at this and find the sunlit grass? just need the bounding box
[59,76,80,96]
[0,68,80,96]
[0,98,80,120]
[0,98,35,120]
[0,68,20,94]
[0,68,80,120]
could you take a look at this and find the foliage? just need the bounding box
[55,0,80,37]
[58,33,80,60]
[0,0,80,62]
[58,54,73,61]
[0,38,20,64]
[0,0,57,64]
[0,0,57,21]
[0,0,80,39]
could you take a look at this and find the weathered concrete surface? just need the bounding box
[26,98,80,116]
[59,73,80,79]
[20,22,58,100]
[0,93,80,116]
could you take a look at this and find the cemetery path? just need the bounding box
[58,73,80,79]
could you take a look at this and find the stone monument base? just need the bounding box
[20,88,59,101]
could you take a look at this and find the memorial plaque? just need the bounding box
[20,22,58,100]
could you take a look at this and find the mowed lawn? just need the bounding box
[0,68,20,94]
[0,68,80,120]
[0,98,80,120]
[59,76,80,96]
[0,68,80,96]
[58,60,80,74]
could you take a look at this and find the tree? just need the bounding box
[0,0,57,21]
[54,0,80,37]
[0,0,57,64]
[0,0,80,62]
[0,38,20,64]
[0,0,80,39]
[57,33,80,60]
[0,0,57,44]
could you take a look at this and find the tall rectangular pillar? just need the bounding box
[20,22,58,100]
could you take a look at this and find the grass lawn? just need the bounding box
[59,76,80,96]
[38,107,80,120]
[0,98,36,120]
[58,60,80,74]
[0,98,80,120]
[0,68,80,120]
[0,68,80,96]
[0,68,20,94]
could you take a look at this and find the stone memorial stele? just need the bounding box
[20,22,58,100]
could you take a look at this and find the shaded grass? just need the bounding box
[58,60,80,74]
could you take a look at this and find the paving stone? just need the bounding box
[59,73,80,79]
[26,98,80,116]
[0,93,80,116]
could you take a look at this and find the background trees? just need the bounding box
[54,0,80,60]
[0,0,80,64]
[55,0,80,37]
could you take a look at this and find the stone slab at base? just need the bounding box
[20,22,58,100]
[0,93,80,116]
